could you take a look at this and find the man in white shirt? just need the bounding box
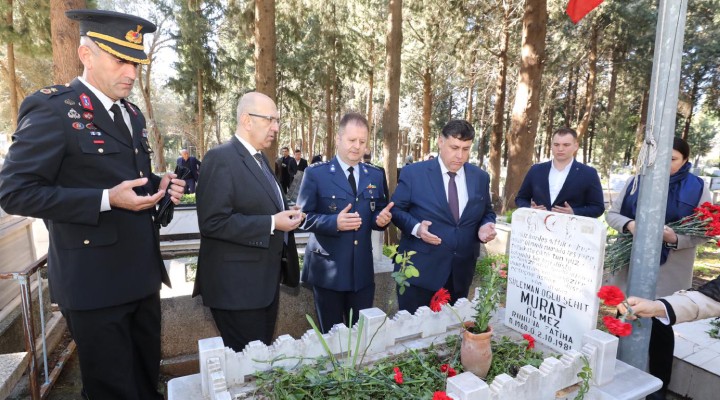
[193,92,302,352]
[391,120,497,313]
[515,127,604,218]
[0,9,185,399]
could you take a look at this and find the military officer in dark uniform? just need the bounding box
[0,9,184,400]
[297,113,394,333]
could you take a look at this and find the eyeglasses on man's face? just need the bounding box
[247,113,281,125]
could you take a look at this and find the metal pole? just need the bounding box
[618,0,688,369]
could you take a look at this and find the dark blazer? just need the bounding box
[515,160,604,218]
[193,136,299,310]
[296,158,308,172]
[175,156,201,180]
[0,79,168,310]
[391,159,496,292]
[297,158,388,292]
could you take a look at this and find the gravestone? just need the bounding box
[504,208,606,353]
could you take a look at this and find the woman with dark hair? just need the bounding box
[606,136,711,399]
[310,155,323,164]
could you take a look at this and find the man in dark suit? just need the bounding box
[515,127,604,218]
[0,10,185,399]
[276,146,298,193]
[174,149,201,193]
[297,113,393,333]
[294,149,308,172]
[391,120,497,314]
[193,92,301,352]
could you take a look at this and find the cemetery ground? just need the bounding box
[6,244,720,399]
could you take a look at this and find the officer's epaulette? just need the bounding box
[36,84,72,98]
[363,162,382,170]
[308,161,331,168]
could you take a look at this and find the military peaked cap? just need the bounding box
[66,9,156,65]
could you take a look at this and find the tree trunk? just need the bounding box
[324,82,333,159]
[681,71,701,141]
[5,0,18,133]
[254,0,278,163]
[544,94,555,159]
[563,67,574,127]
[606,46,621,115]
[50,0,84,85]
[633,88,650,165]
[466,81,474,123]
[576,23,600,160]
[382,0,402,244]
[137,25,167,172]
[196,69,206,159]
[489,8,510,208]
[501,0,547,213]
[422,68,432,156]
[366,68,374,132]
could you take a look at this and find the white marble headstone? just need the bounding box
[504,208,606,353]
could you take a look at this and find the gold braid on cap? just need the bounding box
[96,42,150,65]
[87,31,145,50]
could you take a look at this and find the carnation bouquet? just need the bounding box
[597,285,635,337]
[604,201,720,274]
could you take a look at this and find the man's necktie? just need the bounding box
[254,153,284,211]
[448,171,459,223]
[347,166,357,197]
[110,103,131,139]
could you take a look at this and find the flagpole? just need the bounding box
[617,0,689,371]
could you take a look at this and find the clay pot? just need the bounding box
[460,322,493,378]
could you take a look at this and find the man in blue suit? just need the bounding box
[515,127,604,218]
[391,120,497,314]
[298,113,394,332]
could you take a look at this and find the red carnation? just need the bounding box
[603,316,632,337]
[597,285,625,306]
[393,366,403,384]
[433,392,453,400]
[430,288,451,312]
[440,363,457,377]
[522,333,535,350]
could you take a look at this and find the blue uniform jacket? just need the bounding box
[298,157,388,292]
[391,159,496,292]
[515,160,604,218]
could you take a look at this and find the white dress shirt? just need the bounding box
[548,159,573,205]
[235,134,284,233]
[412,156,469,237]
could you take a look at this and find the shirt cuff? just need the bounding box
[101,189,111,212]
[411,223,420,238]
[270,215,275,234]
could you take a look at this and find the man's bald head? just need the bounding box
[235,92,279,151]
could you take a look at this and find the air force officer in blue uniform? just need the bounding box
[298,113,393,332]
[391,120,497,314]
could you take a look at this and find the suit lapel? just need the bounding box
[231,137,283,212]
[555,160,579,203]
[70,79,132,148]
[123,100,144,141]
[330,157,356,197]
[428,160,455,223]
[461,164,478,221]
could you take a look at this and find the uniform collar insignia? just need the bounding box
[79,93,94,111]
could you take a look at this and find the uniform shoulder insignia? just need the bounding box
[363,162,381,170]
[37,85,71,97]
[308,161,330,168]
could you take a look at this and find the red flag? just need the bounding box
[566,0,604,24]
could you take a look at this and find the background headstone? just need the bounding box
[504,208,606,353]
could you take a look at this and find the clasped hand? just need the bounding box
[109,173,185,211]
